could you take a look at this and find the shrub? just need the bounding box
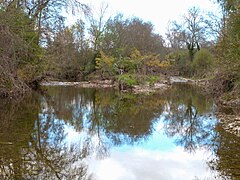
[192,49,214,77]
[146,75,159,86]
[117,74,159,90]
[174,51,193,76]
[117,74,138,87]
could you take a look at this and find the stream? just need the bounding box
[0,84,239,180]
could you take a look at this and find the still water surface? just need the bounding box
[0,84,239,180]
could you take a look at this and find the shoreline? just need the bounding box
[40,79,171,94]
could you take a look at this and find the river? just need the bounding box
[0,84,239,179]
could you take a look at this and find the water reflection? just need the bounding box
[161,85,217,152]
[46,87,165,147]
[0,94,91,179]
[0,85,239,179]
[209,125,240,179]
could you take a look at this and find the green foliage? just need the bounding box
[144,54,171,75]
[110,48,142,75]
[146,75,159,86]
[95,50,115,78]
[192,49,214,77]
[117,57,137,73]
[123,49,143,73]
[117,74,159,88]
[1,5,38,41]
[170,48,215,78]
[117,74,138,87]
[173,51,193,76]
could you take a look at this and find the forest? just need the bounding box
[0,0,239,105]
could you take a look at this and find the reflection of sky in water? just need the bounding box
[116,116,176,152]
[88,148,215,180]
[86,119,217,180]
[36,86,220,179]
[60,113,218,180]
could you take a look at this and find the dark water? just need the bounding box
[0,84,239,180]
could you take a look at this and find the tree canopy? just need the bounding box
[0,0,239,100]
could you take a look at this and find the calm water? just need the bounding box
[0,84,239,180]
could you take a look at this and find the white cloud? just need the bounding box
[87,147,216,180]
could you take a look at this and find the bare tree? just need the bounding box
[167,7,206,61]
[88,2,110,52]
[86,2,110,73]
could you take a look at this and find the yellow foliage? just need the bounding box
[142,53,171,68]
[130,48,141,60]
[145,60,170,68]
[95,50,114,69]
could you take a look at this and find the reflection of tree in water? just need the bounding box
[161,84,217,152]
[0,94,37,179]
[0,86,165,179]
[0,93,92,180]
[208,125,240,179]
[40,85,240,180]
[95,92,165,146]
[2,84,239,179]
[160,84,240,179]
[46,86,164,147]
[28,110,91,179]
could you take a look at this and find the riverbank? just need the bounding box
[39,75,210,94]
[0,79,30,99]
[40,79,170,94]
[217,111,240,137]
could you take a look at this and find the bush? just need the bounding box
[192,49,214,77]
[146,75,159,86]
[117,74,160,90]
[174,51,193,76]
[117,74,138,88]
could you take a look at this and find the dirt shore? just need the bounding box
[40,80,170,94]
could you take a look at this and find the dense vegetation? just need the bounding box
[0,0,239,102]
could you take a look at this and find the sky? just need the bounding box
[74,0,220,37]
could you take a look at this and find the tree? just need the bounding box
[124,17,165,56]
[0,2,43,96]
[1,0,89,44]
[167,7,207,61]
[101,13,128,58]
[213,0,240,95]
[85,2,110,75]
[0,0,90,96]
[102,15,166,58]
[192,48,214,77]
[72,20,92,72]
[46,23,95,81]
[166,24,186,50]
